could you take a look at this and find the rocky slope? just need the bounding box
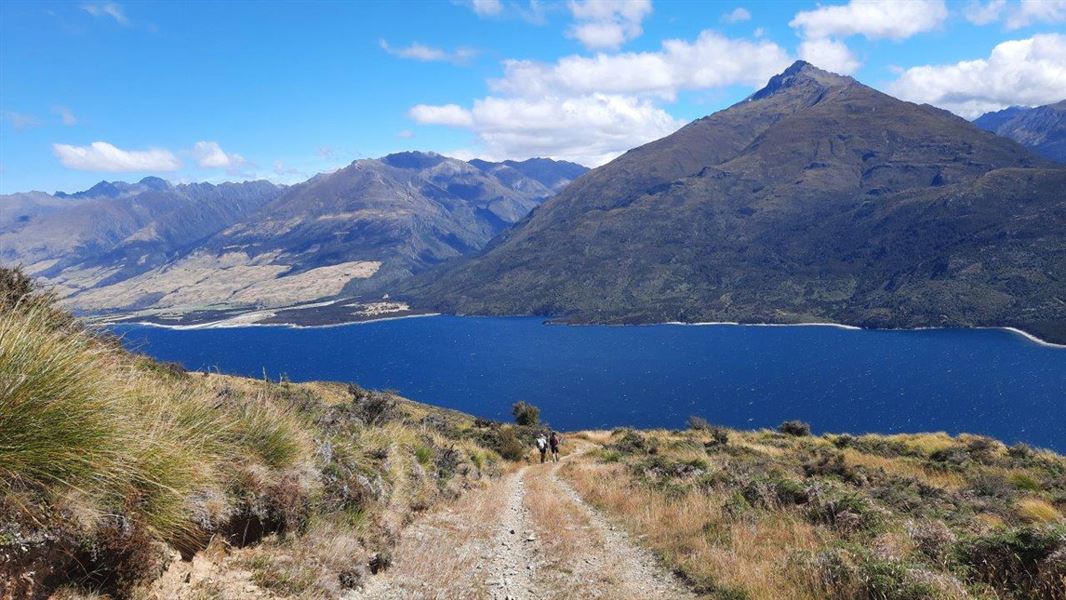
[974,100,1066,163]
[401,61,1066,344]
[0,155,586,317]
[0,178,285,303]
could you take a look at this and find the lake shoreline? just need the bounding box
[110,312,1065,349]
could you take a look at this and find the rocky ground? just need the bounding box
[354,444,695,600]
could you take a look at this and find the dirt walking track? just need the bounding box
[353,447,695,599]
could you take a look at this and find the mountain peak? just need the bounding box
[749,60,853,101]
[381,151,446,170]
[138,176,171,190]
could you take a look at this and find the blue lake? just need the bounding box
[111,316,1066,452]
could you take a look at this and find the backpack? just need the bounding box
[536,437,547,451]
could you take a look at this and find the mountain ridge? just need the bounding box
[974,100,1066,163]
[0,154,586,317]
[398,61,1066,344]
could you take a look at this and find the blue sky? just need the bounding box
[1,0,1063,194]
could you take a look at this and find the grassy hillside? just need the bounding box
[2,266,1063,599]
[0,268,509,599]
[563,426,1066,599]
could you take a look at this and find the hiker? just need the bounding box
[549,431,561,462]
[535,433,548,463]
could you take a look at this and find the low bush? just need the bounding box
[809,546,950,600]
[610,429,648,453]
[348,386,398,426]
[511,401,540,426]
[779,420,812,437]
[495,426,527,461]
[805,482,884,535]
[954,525,1066,598]
[687,415,712,430]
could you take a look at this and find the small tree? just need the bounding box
[511,401,540,426]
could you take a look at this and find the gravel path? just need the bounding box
[547,460,697,599]
[487,470,540,600]
[355,447,695,599]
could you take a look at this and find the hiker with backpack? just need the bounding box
[535,432,548,463]
[549,431,561,462]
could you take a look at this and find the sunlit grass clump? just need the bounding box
[0,301,308,544]
[0,267,502,598]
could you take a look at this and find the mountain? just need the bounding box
[400,61,1066,344]
[0,179,284,300]
[974,100,1066,163]
[2,154,586,315]
[469,157,589,192]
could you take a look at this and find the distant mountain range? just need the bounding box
[0,155,586,315]
[400,61,1066,344]
[974,100,1066,163]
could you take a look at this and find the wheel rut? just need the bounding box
[354,445,696,599]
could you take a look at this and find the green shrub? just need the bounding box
[1008,472,1041,492]
[495,426,527,461]
[953,525,1066,598]
[805,483,883,534]
[810,547,948,600]
[610,429,648,453]
[779,420,812,437]
[415,445,433,466]
[511,401,540,426]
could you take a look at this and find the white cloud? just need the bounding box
[567,0,652,50]
[798,37,861,75]
[53,141,180,172]
[788,1,946,76]
[1005,0,1066,29]
[397,129,415,139]
[888,33,1066,118]
[722,7,752,23]
[790,0,947,41]
[272,160,302,176]
[408,28,795,166]
[52,106,77,126]
[379,40,477,64]
[191,141,246,169]
[964,0,1007,25]
[413,93,681,166]
[81,2,128,25]
[490,30,791,100]
[460,0,503,16]
[1,111,38,130]
[409,104,475,127]
[965,0,1066,28]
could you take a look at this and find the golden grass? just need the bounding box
[840,449,967,489]
[561,459,828,600]
[1015,497,1064,524]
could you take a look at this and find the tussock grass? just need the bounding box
[564,426,1066,600]
[1015,497,1063,524]
[0,269,501,598]
[0,303,310,545]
